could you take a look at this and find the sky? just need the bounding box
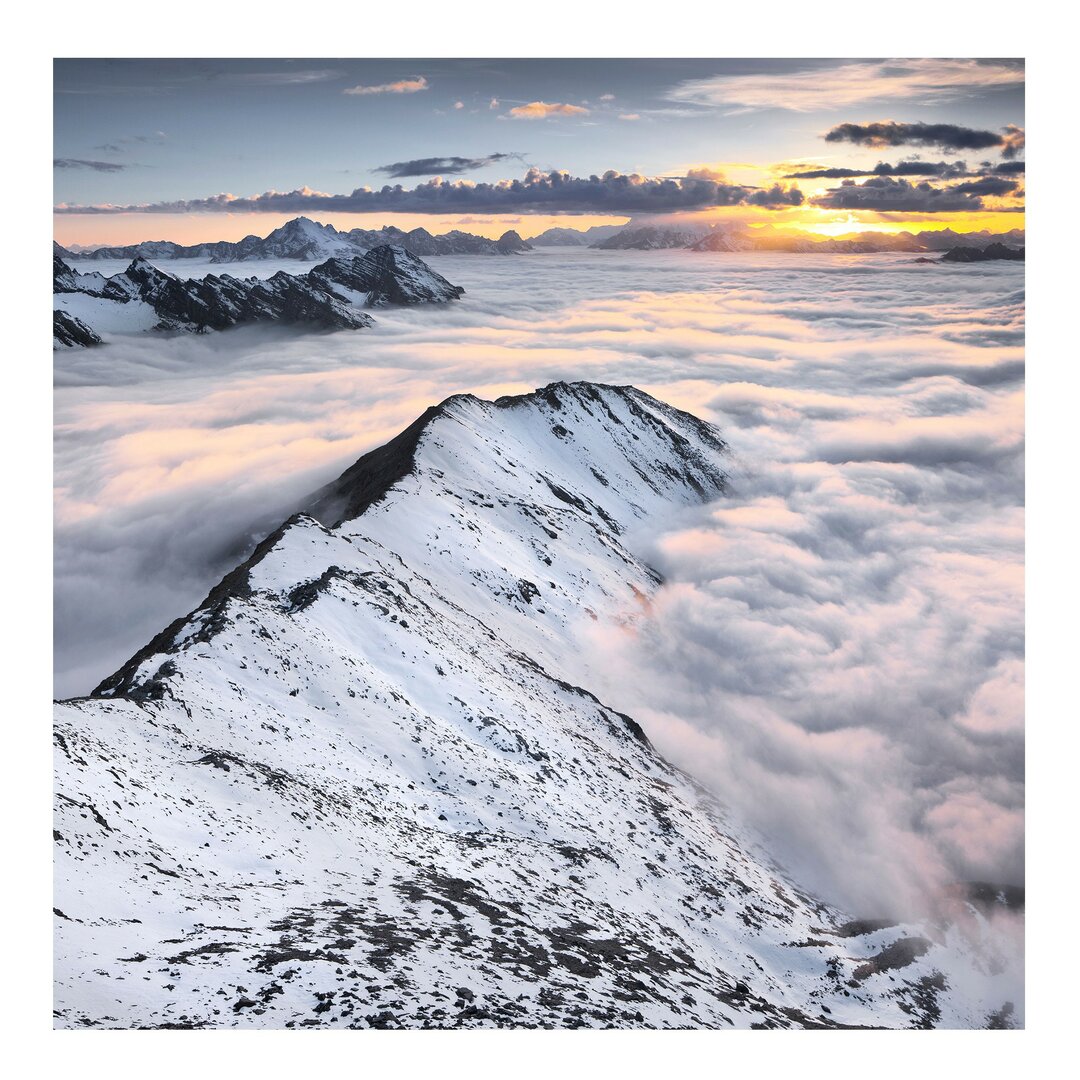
[54,58,1025,245]
[54,248,1024,912]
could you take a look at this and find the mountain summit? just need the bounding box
[55,383,1019,1028]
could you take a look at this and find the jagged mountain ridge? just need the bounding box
[62,216,532,263]
[53,245,463,348]
[54,382,1020,1028]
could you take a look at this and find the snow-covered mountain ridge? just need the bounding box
[53,245,463,348]
[54,382,1021,1028]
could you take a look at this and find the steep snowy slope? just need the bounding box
[54,383,1020,1029]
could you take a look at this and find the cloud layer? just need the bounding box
[55,248,1024,916]
[810,176,995,212]
[54,158,129,173]
[54,168,806,216]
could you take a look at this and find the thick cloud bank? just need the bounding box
[54,168,803,216]
[55,248,1023,915]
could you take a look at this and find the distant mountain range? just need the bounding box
[592,226,708,251]
[584,224,1026,255]
[526,224,627,247]
[55,217,533,264]
[520,222,1025,255]
[56,217,1026,264]
[53,244,464,348]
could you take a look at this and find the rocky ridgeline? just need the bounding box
[52,245,464,348]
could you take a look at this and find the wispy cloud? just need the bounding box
[54,158,130,173]
[215,69,342,86]
[667,58,1024,113]
[92,131,167,154]
[508,101,589,120]
[373,153,525,178]
[343,75,428,96]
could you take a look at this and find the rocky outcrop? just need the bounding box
[53,309,102,348]
[941,243,1025,262]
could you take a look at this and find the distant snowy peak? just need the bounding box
[690,231,756,253]
[494,229,532,254]
[237,216,359,262]
[307,245,466,307]
[52,246,464,347]
[591,225,708,250]
[528,224,626,246]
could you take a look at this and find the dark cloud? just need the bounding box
[952,176,1021,197]
[55,168,805,216]
[373,153,525,178]
[54,158,129,173]
[824,121,1025,159]
[811,176,991,213]
[744,182,805,207]
[989,160,1027,175]
[785,160,971,180]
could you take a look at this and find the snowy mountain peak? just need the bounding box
[304,381,727,532]
[268,215,339,240]
[307,244,466,307]
[55,384,1020,1029]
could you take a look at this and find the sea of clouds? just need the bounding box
[55,247,1024,914]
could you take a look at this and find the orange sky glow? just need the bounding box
[54,207,1024,248]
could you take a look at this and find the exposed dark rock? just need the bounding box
[53,309,102,348]
[941,243,1024,262]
